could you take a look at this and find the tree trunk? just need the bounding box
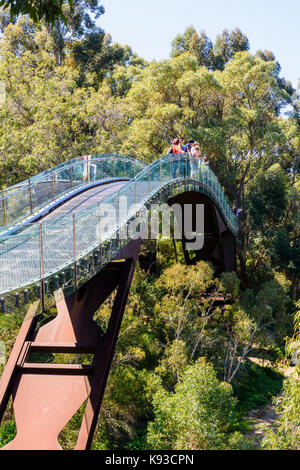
[291,274,298,301]
[237,247,247,290]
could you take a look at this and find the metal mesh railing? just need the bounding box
[0,154,238,296]
[0,154,239,313]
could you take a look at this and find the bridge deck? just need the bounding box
[0,181,127,295]
[41,181,126,221]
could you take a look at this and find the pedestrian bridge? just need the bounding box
[0,153,238,315]
[0,153,239,450]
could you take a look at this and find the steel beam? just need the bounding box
[0,240,141,450]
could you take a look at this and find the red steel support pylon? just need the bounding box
[0,239,141,450]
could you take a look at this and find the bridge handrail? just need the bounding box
[1,154,144,196]
[0,154,146,231]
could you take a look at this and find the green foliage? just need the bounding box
[270,179,300,286]
[170,26,249,71]
[212,28,249,70]
[272,229,300,274]
[0,0,72,24]
[152,261,216,354]
[234,361,284,412]
[262,303,300,449]
[171,26,213,68]
[247,164,289,232]
[0,420,16,447]
[155,339,189,389]
[146,358,248,450]
[220,271,240,301]
[262,372,300,450]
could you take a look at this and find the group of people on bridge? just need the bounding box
[168,137,209,179]
[168,137,243,217]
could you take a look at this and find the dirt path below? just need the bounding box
[246,363,293,448]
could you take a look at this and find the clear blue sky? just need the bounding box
[100,0,299,87]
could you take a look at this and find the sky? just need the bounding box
[99,0,299,88]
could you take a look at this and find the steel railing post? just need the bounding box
[29,179,33,214]
[73,213,78,289]
[118,190,121,242]
[1,190,7,226]
[97,202,102,266]
[39,222,45,311]
[160,159,162,188]
[51,168,55,200]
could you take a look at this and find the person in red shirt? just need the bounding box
[168,138,185,178]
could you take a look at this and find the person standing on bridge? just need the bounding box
[193,144,209,166]
[185,139,194,155]
[186,139,195,176]
[179,137,187,152]
[179,137,189,177]
[190,143,201,177]
[200,147,209,165]
[232,204,243,215]
[168,138,185,178]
